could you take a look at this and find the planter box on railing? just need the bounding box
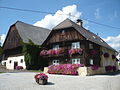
[40,48,65,56]
[68,48,83,57]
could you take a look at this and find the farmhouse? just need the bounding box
[1,19,118,74]
[40,19,117,67]
[1,21,51,69]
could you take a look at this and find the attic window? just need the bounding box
[93,36,96,39]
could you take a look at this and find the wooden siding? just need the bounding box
[85,41,101,66]
[45,28,84,45]
[3,26,22,50]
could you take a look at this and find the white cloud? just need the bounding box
[103,34,120,50]
[94,8,101,19]
[0,34,6,46]
[34,5,82,29]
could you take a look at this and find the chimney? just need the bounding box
[76,19,83,27]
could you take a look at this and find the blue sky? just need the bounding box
[0,0,120,50]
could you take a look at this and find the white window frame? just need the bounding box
[53,45,59,50]
[89,59,94,65]
[89,43,93,49]
[72,58,80,64]
[72,42,80,49]
[52,60,59,65]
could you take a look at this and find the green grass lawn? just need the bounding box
[28,70,43,72]
[0,72,4,73]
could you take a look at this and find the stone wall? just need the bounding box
[77,67,106,76]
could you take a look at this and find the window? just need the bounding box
[72,58,80,64]
[89,43,93,49]
[52,60,59,65]
[9,60,12,63]
[53,45,59,50]
[62,30,65,34]
[89,59,94,65]
[21,59,23,63]
[72,42,80,49]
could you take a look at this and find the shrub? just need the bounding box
[15,66,23,70]
[48,64,84,75]
[104,53,109,58]
[112,66,116,71]
[105,65,112,71]
[112,55,116,59]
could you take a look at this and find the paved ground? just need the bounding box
[0,72,120,90]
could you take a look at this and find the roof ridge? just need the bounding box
[16,20,51,31]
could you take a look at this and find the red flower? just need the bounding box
[34,73,48,80]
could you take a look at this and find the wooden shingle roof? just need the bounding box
[15,21,51,45]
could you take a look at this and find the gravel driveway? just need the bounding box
[0,72,120,90]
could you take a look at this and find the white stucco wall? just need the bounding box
[100,47,117,68]
[6,55,26,70]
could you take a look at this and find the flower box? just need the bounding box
[34,73,48,85]
[36,78,47,85]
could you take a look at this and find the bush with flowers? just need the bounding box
[104,53,109,58]
[68,48,83,56]
[40,48,65,56]
[90,50,97,55]
[112,55,116,59]
[48,64,84,75]
[105,65,113,71]
[34,73,48,85]
[90,65,99,70]
[15,66,23,70]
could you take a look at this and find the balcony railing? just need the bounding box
[40,48,83,57]
[40,48,65,56]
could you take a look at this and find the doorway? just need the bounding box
[14,61,18,69]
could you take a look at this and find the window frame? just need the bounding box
[52,60,60,65]
[89,59,94,65]
[89,43,93,49]
[53,45,59,50]
[72,58,80,64]
[71,42,80,49]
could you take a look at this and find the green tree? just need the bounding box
[22,40,42,70]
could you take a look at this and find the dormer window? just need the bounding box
[53,45,59,50]
[72,42,80,49]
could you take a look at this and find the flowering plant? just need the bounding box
[90,50,97,55]
[105,65,113,71]
[40,48,65,56]
[15,66,23,70]
[112,66,116,71]
[112,55,116,59]
[69,48,83,56]
[48,64,84,75]
[90,65,99,70]
[104,53,109,58]
[34,73,48,81]
[40,50,48,56]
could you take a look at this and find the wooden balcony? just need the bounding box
[40,48,83,58]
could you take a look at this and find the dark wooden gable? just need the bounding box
[3,25,22,50]
[45,27,85,45]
